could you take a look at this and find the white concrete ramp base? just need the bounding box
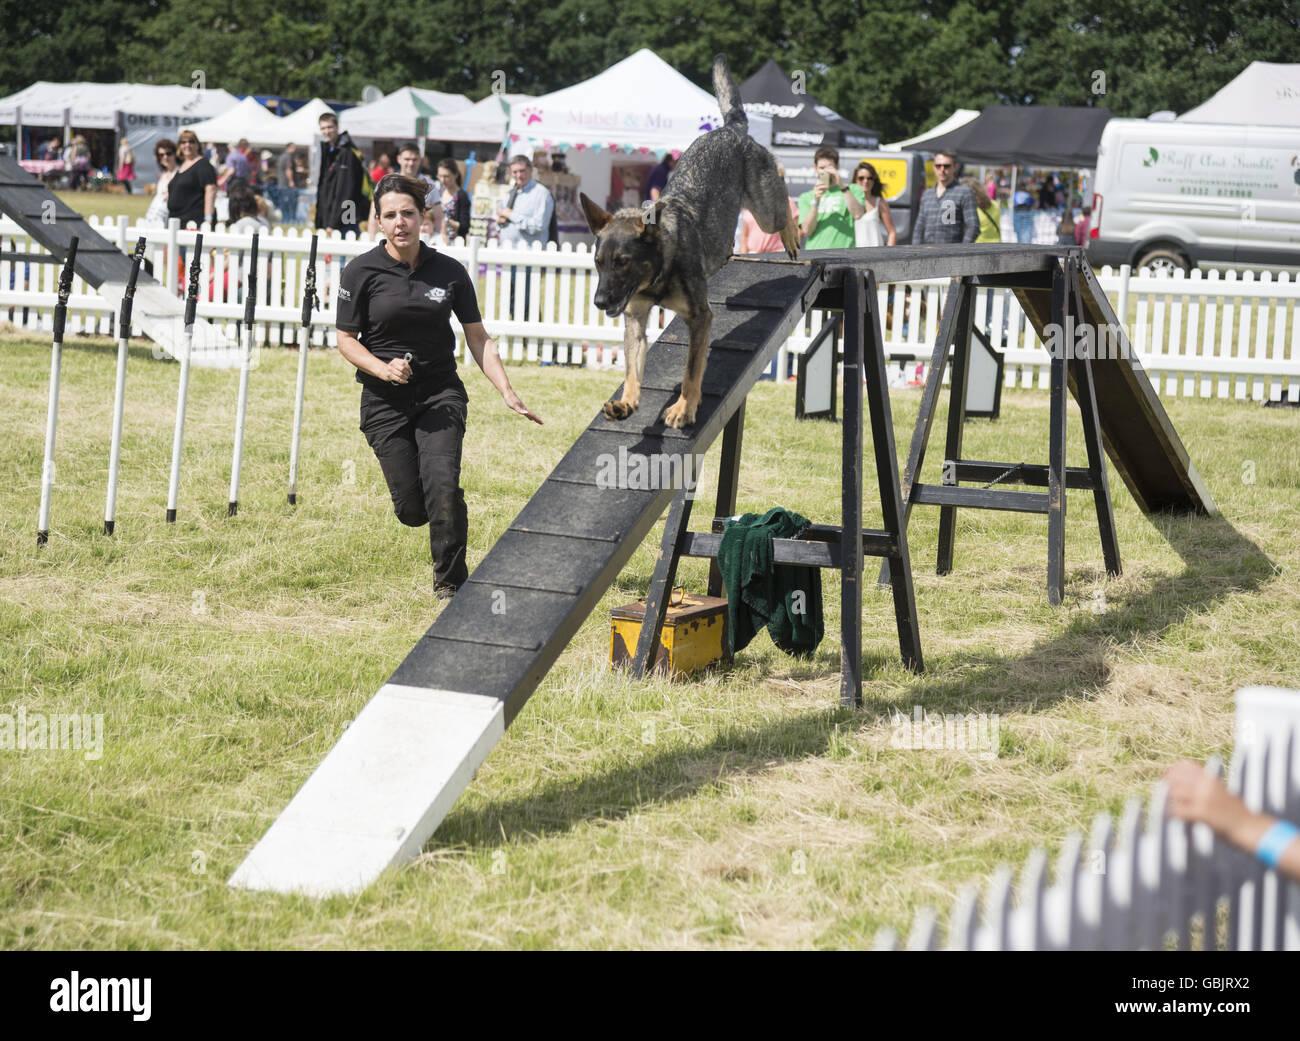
[229,684,505,898]
[97,282,240,368]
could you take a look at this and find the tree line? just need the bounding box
[4,0,1296,142]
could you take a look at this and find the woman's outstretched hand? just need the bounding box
[505,390,543,425]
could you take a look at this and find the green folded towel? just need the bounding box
[718,507,824,658]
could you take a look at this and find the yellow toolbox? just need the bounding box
[610,590,731,678]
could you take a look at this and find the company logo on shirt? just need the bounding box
[425,287,448,303]
[338,286,351,301]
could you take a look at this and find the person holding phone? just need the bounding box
[798,146,867,250]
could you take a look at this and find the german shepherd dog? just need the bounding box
[580,54,799,429]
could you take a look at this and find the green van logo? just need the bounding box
[1142,147,1159,167]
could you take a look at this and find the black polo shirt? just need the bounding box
[167,159,217,227]
[335,242,482,392]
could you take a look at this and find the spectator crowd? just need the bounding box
[39,107,1090,255]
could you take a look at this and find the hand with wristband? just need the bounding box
[1165,759,1300,881]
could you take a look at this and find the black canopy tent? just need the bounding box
[739,59,880,150]
[903,104,1113,237]
[901,104,1113,169]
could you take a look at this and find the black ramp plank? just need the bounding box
[511,481,657,541]
[1076,262,1215,515]
[389,639,542,706]
[0,153,195,303]
[1,185,83,220]
[230,260,824,896]
[394,263,825,725]
[709,263,819,304]
[671,304,791,347]
[587,385,681,431]
[587,322,785,434]
[549,432,701,486]
[697,348,758,391]
[460,529,615,594]
[740,243,1063,284]
[430,585,578,651]
[1016,267,1214,516]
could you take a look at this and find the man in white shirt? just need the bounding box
[496,154,554,247]
[496,155,556,345]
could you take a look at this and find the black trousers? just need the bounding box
[360,381,469,589]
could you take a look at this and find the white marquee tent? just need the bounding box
[423,93,533,144]
[1178,62,1300,126]
[183,95,286,148]
[0,81,245,184]
[339,87,473,140]
[500,49,773,238]
[505,49,772,158]
[276,97,336,147]
[0,81,124,127]
[0,81,237,130]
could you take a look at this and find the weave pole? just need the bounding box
[104,236,147,536]
[227,232,260,517]
[287,233,318,506]
[165,234,203,523]
[36,237,79,548]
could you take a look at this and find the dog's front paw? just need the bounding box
[662,397,696,429]
[603,399,637,421]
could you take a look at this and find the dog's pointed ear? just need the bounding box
[579,192,613,234]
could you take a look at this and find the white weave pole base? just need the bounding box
[229,684,505,898]
[96,283,239,368]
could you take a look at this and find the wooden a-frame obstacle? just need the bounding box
[630,263,922,706]
[876,249,1216,602]
[230,244,1214,898]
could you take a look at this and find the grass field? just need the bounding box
[1,326,1295,949]
[53,190,152,224]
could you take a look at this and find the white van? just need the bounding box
[1087,118,1300,274]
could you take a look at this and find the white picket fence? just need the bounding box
[2,215,1297,400]
[874,686,1300,951]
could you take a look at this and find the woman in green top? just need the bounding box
[964,176,1002,243]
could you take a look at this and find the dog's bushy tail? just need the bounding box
[712,54,746,129]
